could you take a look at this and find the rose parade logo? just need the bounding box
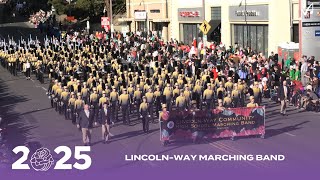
[30,148,54,171]
[12,146,92,171]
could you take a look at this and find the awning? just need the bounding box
[118,18,134,22]
[207,20,221,35]
[152,18,170,23]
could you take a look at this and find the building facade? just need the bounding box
[171,0,300,56]
[120,0,301,55]
[300,0,320,60]
[120,0,172,41]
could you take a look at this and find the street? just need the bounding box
[0,21,319,179]
[0,59,319,179]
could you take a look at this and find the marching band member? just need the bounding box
[139,96,150,133]
[119,89,130,125]
[68,92,76,123]
[247,96,259,108]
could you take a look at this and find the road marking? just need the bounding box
[204,139,269,168]
[35,84,48,92]
[18,30,27,39]
[272,129,296,137]
[285,132,296,137]
[206,141,261,168]
[215,141,269,166]
[146,159,157,167]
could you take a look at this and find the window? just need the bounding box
[137,21,146,31]
[293,24,299,43]
[153,22,163,31]
[232,24,269,55]
[181,24,201,46]
[150,9,160,13]
[211,7,221,20]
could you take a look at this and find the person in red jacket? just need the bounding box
[185,45,190,53]
[256,70,262,81]
[192,37,197,48]
[212,67,218,80]
[209,43,216,51]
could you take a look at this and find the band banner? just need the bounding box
[160,107,265,142]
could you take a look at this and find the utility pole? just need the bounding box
[110,0,113,34]
[245,0,248,47]
[202,0,205,22]
[105,0,110,17]
[202,0,206,61]
[105,0,113,36]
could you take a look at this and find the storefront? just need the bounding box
[134,11,147,32]
[229,5,269,55]
[120,0,171,42]
[178,7,204,46]
[300,0,320,60]
[207,7,222,43]
[150,19,170,41]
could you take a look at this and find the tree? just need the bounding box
[26,0,51,12]
[74,0,91,12]
[48,0,67,15]
[47,0,125,18]
[76,0,104,17]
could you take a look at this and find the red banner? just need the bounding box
[160,107,265,142]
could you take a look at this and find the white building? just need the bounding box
[170,0,300,56]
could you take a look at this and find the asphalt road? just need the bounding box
[0,21,45,42]
[0,64,319,179]
[0,23,319,180]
